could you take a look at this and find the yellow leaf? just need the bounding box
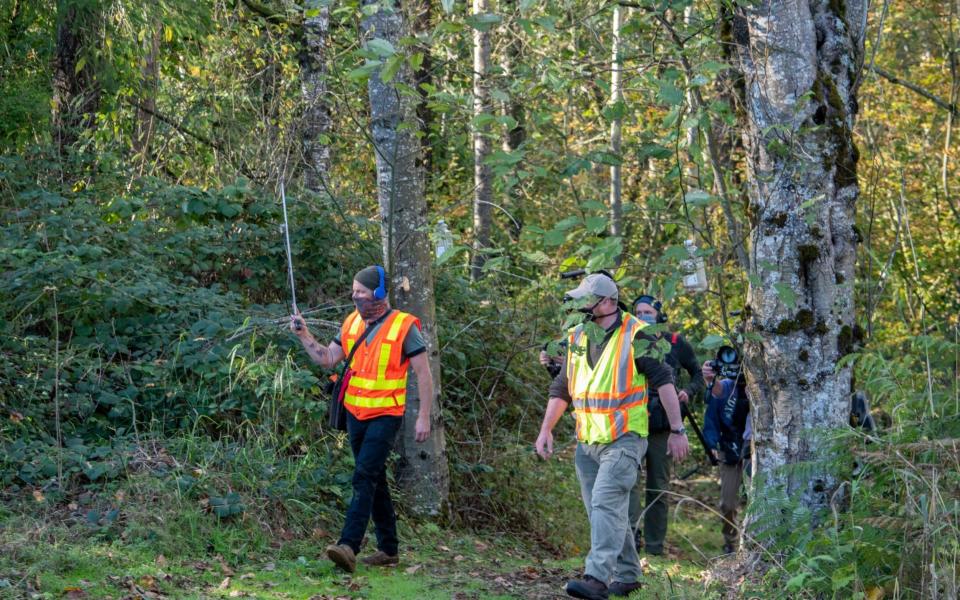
[865,586,885,600]
[189,65,201,77]
[32,490,45,503]
[164,25,173,43]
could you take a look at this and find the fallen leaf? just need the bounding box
[156,554,167,567]
[217,577,231,590]
[217,556,235,575]
[63,586,87,599]
[228,590,244,598]
[493,576,511,587]
[263,562,276,571]
[866,586,885,600]
[438,545,450,552]
[473,540,489,552]
[115,490,126,502]
[68,502,79,511]
[240,573,255,580]
[138,575,157,590]
[9,411,23,423]
[32,490,45,503]
[453,555,465,562]
[404,564,422,575]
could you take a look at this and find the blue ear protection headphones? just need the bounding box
[632,294,668,323]
[373,265,387,300]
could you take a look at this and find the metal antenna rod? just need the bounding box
[280,183,301,328]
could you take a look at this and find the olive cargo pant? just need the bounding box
[574,433,648,584]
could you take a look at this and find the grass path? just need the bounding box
[2,476,732,599]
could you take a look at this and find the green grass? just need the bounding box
[0,490,724,599]
[0,439,733,599]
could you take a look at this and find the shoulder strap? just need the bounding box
[340,311,387,375]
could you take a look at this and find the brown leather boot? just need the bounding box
[325,543,357,573]
[360,550,399,567]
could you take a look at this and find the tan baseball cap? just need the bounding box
[564,272,618,301]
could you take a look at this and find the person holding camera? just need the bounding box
[536,273,689,599]
[701,347,750,555]
[290,266,433,572]
[630,296,704,556]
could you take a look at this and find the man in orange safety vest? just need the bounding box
[291,265,433,573]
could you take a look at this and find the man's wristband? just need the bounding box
[670,426,687,435]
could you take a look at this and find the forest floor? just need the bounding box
[1,469,735,599]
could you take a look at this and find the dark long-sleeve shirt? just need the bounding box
[548,314,675,403]
[660,332,704,401]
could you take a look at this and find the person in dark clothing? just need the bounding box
[701,358,750,555]
[629,296,704,556]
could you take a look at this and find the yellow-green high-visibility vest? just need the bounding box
[566,312,649,444]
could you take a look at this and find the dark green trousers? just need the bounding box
[628,430,670,554]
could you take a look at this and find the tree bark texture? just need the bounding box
[361,0,449,517]
[470,0,493,281]
[299,0,331,193]
[133,27,161,162]
[411,0,435,175]
[734,0,866,520]
[500,0,525,240]
[52,0,102,154]
[609,5,624,243]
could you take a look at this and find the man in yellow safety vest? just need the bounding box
[291,265,433,573]
[536,273,689,600]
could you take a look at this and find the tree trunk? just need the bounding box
[52,0,102,154]
[609,5,623,244]
[470,0,493,281]
[361,0,449,517]
[299,0,331,192]
[733,0,866,522]
[411,0,435,176]
[500,0,525,240]
[133,27,161,166]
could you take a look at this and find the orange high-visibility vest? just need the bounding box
[566,312,649,444]
[340,309,420,420]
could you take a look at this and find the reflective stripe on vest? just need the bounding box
[340,310,420,419]
[566,312,648,444]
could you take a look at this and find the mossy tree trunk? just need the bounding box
[361,0,449,517]
[299,0,331,193]
[733,0,867,523]
[52,0,102,155]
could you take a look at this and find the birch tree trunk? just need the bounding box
[733,0,866,521]
[609,5,623,242]
[361,0,449,516]
[470,0,493,281]
[299,0,331,192]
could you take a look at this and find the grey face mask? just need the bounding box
[637,314,657,325]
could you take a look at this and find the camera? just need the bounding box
[708,345,742,381]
